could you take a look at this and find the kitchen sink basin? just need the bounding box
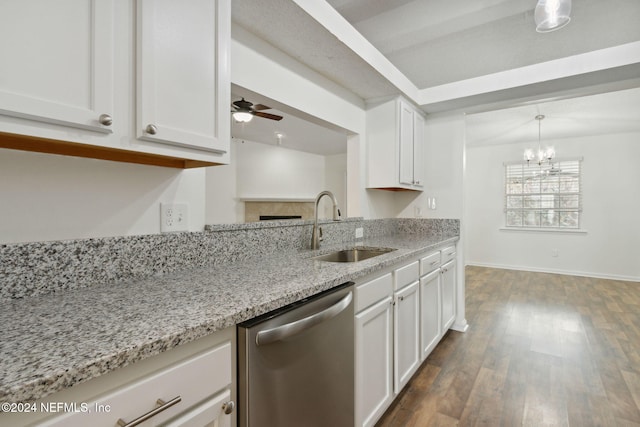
[313,247,396,263]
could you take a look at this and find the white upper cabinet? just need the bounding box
[136,0,230,161]
[398,101,415,186]
[0,0,114,133]
[412,112,425,187]
[0,0,230,167]
[367,97,425,191]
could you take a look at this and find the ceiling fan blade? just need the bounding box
[252,104,271,111]
[254,111,283,121]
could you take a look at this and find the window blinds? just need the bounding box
[504,158,582,229]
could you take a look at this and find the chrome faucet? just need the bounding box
[311,190,341,249]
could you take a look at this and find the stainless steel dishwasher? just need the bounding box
[238,282,354,427]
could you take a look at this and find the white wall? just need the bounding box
[396,114,466,219]
[235,140,326,198]
[0,149,205,244]
[205,139,346,224]
[204,144,239,225]
[325,153,348,216]
[465,132,640,281]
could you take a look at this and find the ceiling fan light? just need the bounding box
[535,0,571,33]
[233,111,253,123]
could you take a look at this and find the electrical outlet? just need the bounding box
[551,248,559,257]
[355,227,364,239]
[160,203,189,233]
[414,206,422,217]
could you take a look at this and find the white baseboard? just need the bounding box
[465,262,640,283]
[451,321,469,333]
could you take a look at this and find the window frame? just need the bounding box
[503,157,583,231]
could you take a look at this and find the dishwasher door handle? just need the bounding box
[256,291,353,346]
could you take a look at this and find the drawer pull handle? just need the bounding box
[430,260,439,265]
[117,396,181,427]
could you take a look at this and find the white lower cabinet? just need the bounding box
[393,279,420,394]
[419,268,441,361]
[355,244,457,427]
[163,388,232,427]
[12,328,237,427]
[355,275,394,427]
[441,259,457,332]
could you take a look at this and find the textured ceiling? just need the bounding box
[327,0,640,88]
[232,0,399,100]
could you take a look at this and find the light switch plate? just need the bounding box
[160,203,189,232]
[355,227,364,239]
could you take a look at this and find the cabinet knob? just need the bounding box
[145,124,158,135]
[98,114,113,126]
[222,400,235,415]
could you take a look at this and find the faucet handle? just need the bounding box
[319,226,323,242]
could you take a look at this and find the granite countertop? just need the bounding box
[0,232,458,403]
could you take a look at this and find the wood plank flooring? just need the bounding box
[376,266,640,427]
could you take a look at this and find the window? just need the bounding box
[504,158,582,229]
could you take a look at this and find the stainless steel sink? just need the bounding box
[313,247,396,263]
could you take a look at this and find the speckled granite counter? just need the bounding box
[0,225,458,404]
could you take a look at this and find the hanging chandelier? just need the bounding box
[524,115,555,166]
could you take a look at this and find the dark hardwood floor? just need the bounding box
[376,266,640,426]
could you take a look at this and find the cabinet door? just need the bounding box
[420,269,441,361]
[137,0,230,156]
[0,0,114,133]
[398,100,415,186]
[355,296,394,427]
[40,342,232,427]
[441,259,456,332]
[164,388,232,427]
[413,112,425,188]
[393,280,420,394]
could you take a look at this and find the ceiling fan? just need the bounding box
[231,98,283,123]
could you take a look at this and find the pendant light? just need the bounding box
[524,115,555,166]
[535,0,571,33]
